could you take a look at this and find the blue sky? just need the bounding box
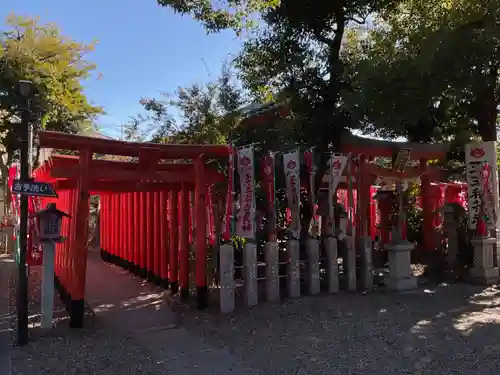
[1,0,243,137]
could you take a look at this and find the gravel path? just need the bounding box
[179,283,500,375]
[10,250,259,375]
[8,251,500,374]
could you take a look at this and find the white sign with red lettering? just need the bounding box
[465,141,499,230]
[283,150,301,238]
[237,146,256,239]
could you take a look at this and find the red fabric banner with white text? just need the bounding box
[237,146,256,239]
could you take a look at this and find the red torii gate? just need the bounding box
[340,133,450,250]
[34,130,230,327]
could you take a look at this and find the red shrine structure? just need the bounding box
[339,132,450,251]
[33,130,231,327]
[21,102,462,326]
[241,101,454,251]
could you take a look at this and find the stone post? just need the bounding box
[440,204,459,267]
[470,236,499,284]
[189,243,196,290]
[324,236,338,293]
[495,229,500,268]
[305,238,320,294]
[219,243,235,313]
[338,215,348,240]
[264,241,280,302]
[359,236,373,290]
[287,239,301,298]
[337,212,356,291]
[344,236,357,291]
[243,242,258,307]
[385,240,417,291]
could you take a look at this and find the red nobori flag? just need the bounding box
[221,147,235,241]
[304,150,319,236]
[261,153,276,216]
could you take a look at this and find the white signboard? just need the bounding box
[236,146,256,239]
[283,150,301,238]
[465,142,499,230]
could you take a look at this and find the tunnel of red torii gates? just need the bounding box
[33,130,231,328]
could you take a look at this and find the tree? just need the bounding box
[122,64,244,145]
[0,14,103,164]
[157,0,398,153]
[344,1,500,144]
[155,1,403,242]
[157,0,280,34]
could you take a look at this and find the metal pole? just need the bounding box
[16,99,30,346]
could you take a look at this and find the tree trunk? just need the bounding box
[477,67,498,142]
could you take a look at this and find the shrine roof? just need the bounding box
[39,130,231,159]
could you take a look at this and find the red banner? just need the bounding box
[261,154,275,215]
[304,150,319,236]
[221,147,234,241]
[206,187,216,245]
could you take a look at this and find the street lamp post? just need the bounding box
[16,79,32,346]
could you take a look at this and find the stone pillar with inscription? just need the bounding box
[243,242,258,307]
[287,239,301,298]
[385,182,417,291]
[320,192,338,293]
[219,243,235,313]
[305,238,320,294]
[264,240,280,302]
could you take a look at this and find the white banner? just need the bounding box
[237,146,256,239]
[283,150,301,238]
[328,154,349,222]
[465,142,499,230]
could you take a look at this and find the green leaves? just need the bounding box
[0,14,102,157]
[123,65,244,145]
[156,0,280,34]
[345,0,500,143]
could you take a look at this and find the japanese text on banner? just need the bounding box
[221,147,235,241]
[237,146,256,239]
[283,150,301,238]
[465,142,498,230]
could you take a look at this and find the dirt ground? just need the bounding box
[8,254,500,375]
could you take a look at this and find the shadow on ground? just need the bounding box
[10,246,500,375]
[179,283,500,375]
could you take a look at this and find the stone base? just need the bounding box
[385,240,417,292]
[469,267,500,285]
[385,275,417,291]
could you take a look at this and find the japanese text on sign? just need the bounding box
[12,180,57,198]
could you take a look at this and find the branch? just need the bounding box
[347,15,368,25]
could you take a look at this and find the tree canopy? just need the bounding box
[122,64,244,145]
[345,0,500,144]
[157,1,400,161]
[156,0,500,151]
[0,14,103,161]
